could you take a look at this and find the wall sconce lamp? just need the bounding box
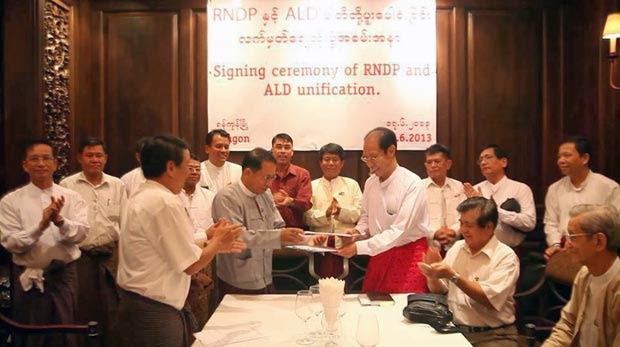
[603,12,620,89]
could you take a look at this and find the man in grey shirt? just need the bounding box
[212,148,305,299]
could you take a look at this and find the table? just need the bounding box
[192,294,472,347]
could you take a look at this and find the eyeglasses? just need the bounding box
[26,156,54,163]
[565,232,593,241]
[360,153,383,163]
[263,174,277,181]
[476,155,496,165]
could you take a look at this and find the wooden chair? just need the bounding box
[0,312,99,347]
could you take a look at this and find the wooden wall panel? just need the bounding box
[6,0,620,205]
[100,11,180,175]
[466,9,543,200]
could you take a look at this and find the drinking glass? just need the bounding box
[295,290,314,345]
[309,285,324,337]
[356,313,379,347]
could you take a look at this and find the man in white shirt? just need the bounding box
[421,197,519,347]
[543,136,620,260]
[422,144,466,249]
[60,136,126,347]
[338,127,431,293]
[464,144,536,249]
[199,129,242,193]
[180,153,215,243]
[0,139,89,347]
[543,204,620,347]
[304,143,362,278]
[120,137,147,197]
[305,143,362,234]
[116,135,245,347]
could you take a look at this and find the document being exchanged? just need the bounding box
[285,244,337,253]
[303,230,354,238]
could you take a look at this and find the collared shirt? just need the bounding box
[580,257,620,347]
[422,177,466,236]
[440,236,519,327]
[474,176,536,247]
[212,181,284,290]
[0,183,89,268]
[544,170,620,246]
[179,186,215,241]
[117,180,201,310]
[304,176,362,233]
[120,167,145,198]
[271,164,312,228]
[354,165,431,256]
[199,160,242,194]
[60,172,126,249]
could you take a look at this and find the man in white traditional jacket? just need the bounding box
[199,129,242,193]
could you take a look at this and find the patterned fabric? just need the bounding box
[362,238,429,293]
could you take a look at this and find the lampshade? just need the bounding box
[603,13,620,39]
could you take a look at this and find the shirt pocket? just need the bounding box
[105,203,121,223]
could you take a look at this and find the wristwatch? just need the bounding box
[449,273,460,284]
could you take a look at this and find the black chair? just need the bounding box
[0,312,99,347]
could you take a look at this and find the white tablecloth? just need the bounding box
[192,294,472,347]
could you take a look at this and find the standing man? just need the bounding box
[542,204,620,347]
[421,197,519,347]
[464,144,536,249]
[120,137,147,198]
[543,136,620,259]
[338,127,431,293]
[212,148,306,299]
[199,129,242,193]
[60,136,126,346]
[422,144,466,249]
[0,140,89,347]
[117,135,244,347]
[304,143,362,278]
[270,133,313,228]
[181,153,216,242]
[304,143,362,234]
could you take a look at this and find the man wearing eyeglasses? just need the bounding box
[543,136,620,260]
[543,204,620,347]
[212,148,307,300]
[463,144,536,250]
[337,127,431,293]
[60,136,126,347]
[0,139,89,347]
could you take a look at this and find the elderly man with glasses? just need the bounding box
[542,204,620,347]
[337,127,431,293]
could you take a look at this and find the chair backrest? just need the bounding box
[545,251,582,285]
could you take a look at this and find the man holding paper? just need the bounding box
[337,127,431,293]
[212,148,307,299]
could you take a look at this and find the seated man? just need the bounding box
[464,144,536,249]
[542,204,620,347]
[304,143,362,277]
[544,136,620,260]
[421,197,519,347]
[422,144,466,249]
[212,148,306,299]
